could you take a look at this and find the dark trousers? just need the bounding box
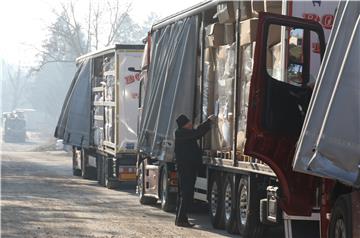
[175,164,197,224]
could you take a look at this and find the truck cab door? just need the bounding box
[245,12,326,216]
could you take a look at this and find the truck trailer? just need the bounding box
[135,1,358,238]
[55,44,144,188]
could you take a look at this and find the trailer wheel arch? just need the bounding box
[159,164,176,212]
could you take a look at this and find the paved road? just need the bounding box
[1,138,285,238]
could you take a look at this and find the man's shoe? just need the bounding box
[176,221,195,228]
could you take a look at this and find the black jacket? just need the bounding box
[174,119,212,167]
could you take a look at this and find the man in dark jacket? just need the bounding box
[174,114,216,227]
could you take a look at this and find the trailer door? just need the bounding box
[293,1,360,187]
[244,12,326,216]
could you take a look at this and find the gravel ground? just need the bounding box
[1,149,239,238]
[1,132,286,238]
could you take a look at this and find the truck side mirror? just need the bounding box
[128,67,141,73]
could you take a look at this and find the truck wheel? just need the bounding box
[99,155,106,186]
[223,174,239,234]
[236,176,263,238]
[137,161,157,205]
[72,147,81,176]
[104,157,119,189]
[209,173,225,229]
[96,155,102,184]
[160,166,176,212]
[329,195,352,238]
[81,149,89,179]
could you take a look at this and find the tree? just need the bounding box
[2,63,29,111]
[28,0,158,132]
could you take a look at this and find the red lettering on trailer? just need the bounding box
[302,13,334,30]
[321,14,334,30]
[303,13,321,22]
[131,93,138,99]
[312,42,321,53]
[125,73,141,85]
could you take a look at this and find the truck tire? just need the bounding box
[160,166,176,212]
[137,160,157,205]
[223,174,239,234]
[209,173,225,229]
[329,194,352,238]
[104,157,119,189]
[72,147,81,176]
[96,155,102,184]
[99,155,106,186]
[236,176,263,238]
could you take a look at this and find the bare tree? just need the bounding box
[3,64,28,111]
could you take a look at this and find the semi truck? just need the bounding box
[55,44,144,188]
[136,1,358,238]
[2,110,26,143]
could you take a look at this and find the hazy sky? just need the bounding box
[0,0,202,67]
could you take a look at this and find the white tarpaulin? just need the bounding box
[293,0,360,187]
[118,50,143,150]
[138,16,199,160]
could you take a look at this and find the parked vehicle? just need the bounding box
[2,110,26,143]
[55,44,144,188]
[136,1,358,238]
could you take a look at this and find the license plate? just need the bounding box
[119,173,136,181]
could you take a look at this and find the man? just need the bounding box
[174,114,216,227]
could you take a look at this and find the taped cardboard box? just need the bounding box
[269,42,281,79]
[206,23,224,47]
[239,18,281,47]
[206,23,234,47]
[224,23,235,44]
[251,0,282,16]
[215,2,235,23]
[267,24,281,47]
[240,1,253,21]
[239,18,258,46]
[251,0,264,13]
[265,1,282,11]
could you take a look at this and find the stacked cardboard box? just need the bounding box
[251,0,282,16]
[206,23,235,47]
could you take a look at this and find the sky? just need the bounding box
[0,0,203,67]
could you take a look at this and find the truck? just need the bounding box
[55,44,144,188]
[2,110,26,143]
[136,1,358,238]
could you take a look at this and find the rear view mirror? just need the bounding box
[128,67,141,73]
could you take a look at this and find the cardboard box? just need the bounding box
[269,42,282,79]
[252,0,282,16]
[268,24,281,47]
[224,23,235,44]
[206,23,225,47]
[251,0,264,13]
[215,2,235,23]
[240,1,253,21]
[265,1,282,11]
[266,6,282,15]
[206,23,234,47]
[239,18,258,46]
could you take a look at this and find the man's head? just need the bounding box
[176,114,192,129]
